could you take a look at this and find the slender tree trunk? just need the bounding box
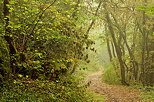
[105,25,113,61]
[111,12,139,81]
[107,38,113,62]
[111,41,116,58]
[103,3,128,85]
[86,0,102,35]
[4,0,17,74]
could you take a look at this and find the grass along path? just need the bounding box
[85,70,148,102]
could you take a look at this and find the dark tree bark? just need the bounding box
[3,0,17,74]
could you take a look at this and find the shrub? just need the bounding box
[102,63,121,85]
[0,75,94,102]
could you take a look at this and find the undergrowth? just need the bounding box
[86,90,105,102]
[138,86,154,102]
[0,75,96,102]
[102,63,121,85]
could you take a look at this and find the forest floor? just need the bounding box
[85,70,149,102]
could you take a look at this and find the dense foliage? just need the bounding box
[0,0,96,101]
[0,0,93,81]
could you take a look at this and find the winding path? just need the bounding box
[85,70,147,102]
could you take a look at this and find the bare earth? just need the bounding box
[85,70,150,102]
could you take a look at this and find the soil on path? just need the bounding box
[85,70,146,102]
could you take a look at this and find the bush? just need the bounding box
[0,75,94,102]
[139,86,154,101]
[102,63,121,85]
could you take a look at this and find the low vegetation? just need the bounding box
[0,77,93,102]
[102,63,121,85]
[141,87,154,101]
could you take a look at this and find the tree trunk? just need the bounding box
[103,3,128,85]
[105,25,113,62]
[111,41,116,58]
[3,0,17,74]
[86,0,102,35]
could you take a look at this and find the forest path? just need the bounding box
[85,70,144,102]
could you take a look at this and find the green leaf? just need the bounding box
[10,1,16,4]
[18,74,23,78]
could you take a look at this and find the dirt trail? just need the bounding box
[86,70,146,102]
